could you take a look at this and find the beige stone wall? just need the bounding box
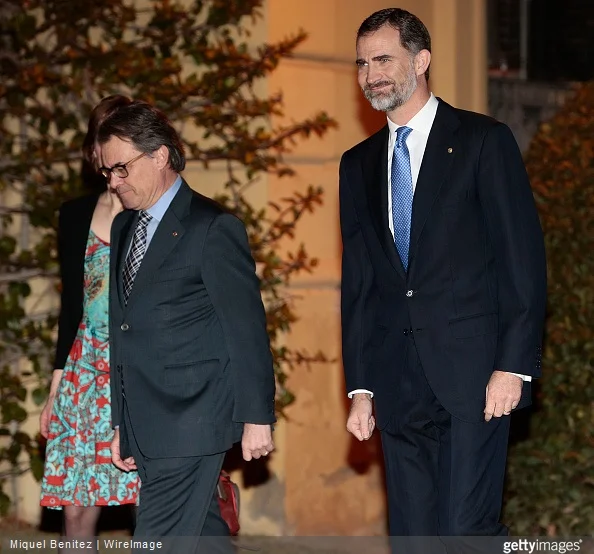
[12,0,487,535]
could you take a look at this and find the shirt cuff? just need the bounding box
[348,389,374,398]
[507,372,532,382]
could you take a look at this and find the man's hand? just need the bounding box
[110,427,137,472]
[242,423,274,461]
[484,370,523,421]
[346,393,375,441]
[40,396,55,439]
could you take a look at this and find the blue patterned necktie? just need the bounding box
[391,126,414,270]
[122,210,152,304]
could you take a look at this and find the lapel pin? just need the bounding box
[172,231,178,237]
[447,147,453,153]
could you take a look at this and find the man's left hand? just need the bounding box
[484,370,523,422]
[242,423,274,461]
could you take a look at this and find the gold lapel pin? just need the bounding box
[172,231,178,237]
[447,147,453,153]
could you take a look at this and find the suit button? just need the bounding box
[406,290,414,297]
[120,323,129,331]
[403,328,410,336]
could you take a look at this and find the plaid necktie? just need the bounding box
[122,210,152,304]
[391,126,414,270]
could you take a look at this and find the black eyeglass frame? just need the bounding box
[99,152,146,179]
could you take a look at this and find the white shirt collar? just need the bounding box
[387,93,439,140]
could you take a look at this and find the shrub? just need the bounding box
[504,82,594,535]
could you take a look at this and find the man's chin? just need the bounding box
[117,191,136,210]
[369,97,398,112]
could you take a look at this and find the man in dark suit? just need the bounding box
[340,8,547,541]
[94,101,276,543]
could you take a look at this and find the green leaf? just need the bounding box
[2,402,28,424]
[29,454,45,482]
[0,490,11,516]
[32,387,48,406]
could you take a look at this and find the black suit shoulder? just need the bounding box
[449,104,505,137]
[438,100,519,151]
[451,106,497,128]
[59,192,100,223]
[186,188,247,233]
[445,104,521,167]
[189,189,229,218]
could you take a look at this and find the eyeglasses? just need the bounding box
[99,152,145,179]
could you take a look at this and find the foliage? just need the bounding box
[0,0,336,515]
[504,82,594,534]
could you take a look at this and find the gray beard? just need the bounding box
[364,72,417,112]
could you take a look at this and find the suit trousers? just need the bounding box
[123,401,233,554]
[380,333,510,547]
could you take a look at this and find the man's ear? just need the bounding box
[415,49,431,77]
[154,145,170,170]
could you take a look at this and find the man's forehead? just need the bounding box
[357,27,401,55]
[100,136,134,161]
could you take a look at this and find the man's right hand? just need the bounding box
[110,427,137,472]
[346,393,375,441]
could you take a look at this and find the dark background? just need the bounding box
[488,0,593,82]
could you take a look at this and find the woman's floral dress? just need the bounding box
[40,229,140,509]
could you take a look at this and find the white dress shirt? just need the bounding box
[348,94,529,399]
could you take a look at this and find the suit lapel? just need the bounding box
[112,210,136,310]
[408,99,460,268]
[123,181,192,313]
[364,125,407,280]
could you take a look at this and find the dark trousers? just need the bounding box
[123,402,233,553]
[380,336,510,545]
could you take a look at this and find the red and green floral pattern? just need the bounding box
[40,230,140,509]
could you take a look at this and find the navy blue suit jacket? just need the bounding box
[339,99,547,425]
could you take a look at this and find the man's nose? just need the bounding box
[366,65,382,85]
[107,173,122,189]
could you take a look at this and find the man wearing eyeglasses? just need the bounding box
[95,100,276,548]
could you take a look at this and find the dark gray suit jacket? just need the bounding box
[109,180,276,458]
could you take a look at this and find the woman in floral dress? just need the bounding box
[40,96,140,540]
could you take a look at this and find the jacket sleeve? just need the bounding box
[202,213,276,424]
[477,122,547,377]
[339,154,377,392]
[53,203,83,370]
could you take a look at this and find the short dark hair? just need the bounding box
[96,101,186,172]
[357,8,431,80]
